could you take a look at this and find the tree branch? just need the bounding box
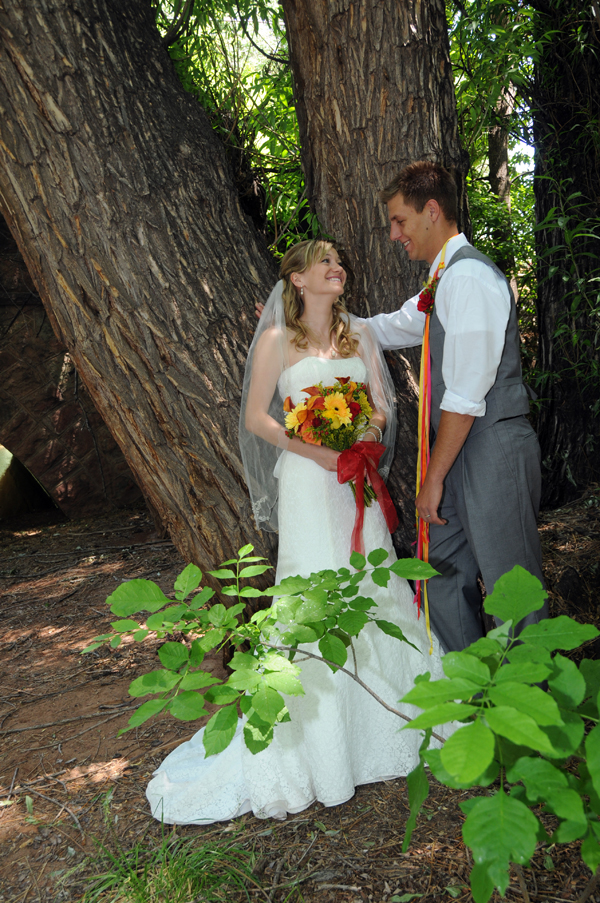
[263,642,447,745]
[235,2,288,65]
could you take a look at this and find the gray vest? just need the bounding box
[429,246,530,437]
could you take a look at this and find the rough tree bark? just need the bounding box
[531,0,600,505]
[0,0,467,565]
[0,0,278,569]
[281,0,470,547]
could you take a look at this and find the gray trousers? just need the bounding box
[427,415,547,653]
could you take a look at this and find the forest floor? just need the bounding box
[1,489,600,903]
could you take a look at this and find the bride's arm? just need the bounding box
[245,330,340,472]
[362,386,387,442]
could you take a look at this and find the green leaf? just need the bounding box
[208,568,236,579]
[441,719,495,783]
[469,863,495,903]
[243,711,273,755]
[158,641,189,671]
[110,635,121,648]
[227,670,263,691]
[483,565,547,622]
[375,619,420,651]
[545,788,586,825]
[318,633,348,669]
[389,558,438,581]
[197,628,226,652]
[553,819,588,843]
[505,644,553,667]
[465,637,504,660]
[251,684,286,724]
[585,724,600,800]
[295,595,329,625]
[425,748,498,790]
[179,671,219,690]
[189,640,205,667]
[581,834,600,873]
[281,625,319,644]
[204,684,240,705]
[581,659,600,700]
[402,761,429,853]
[203,705,239,756]
[549,654,586,708]
[442,652,491,686]
[237,543,254,558]
[506,757,568,803]
[239,564,271,578]
[110,618,140,632]
[169,691,208,721]
[238,586,265,598]
[495,660,552,685]
[462,791,538,872]
[485,706,555,755]
[405,703,477,731]
[367,548,389,566]
[146,605,187,630]
[189,586,215,610]
[229,651,259,670]
[543,708,585,759]
[488,683,563,726]
[133,629,149,642]
[519,615,599,651]
[263,670,304,696]
[350,551,366,570]
[128,669,180,697]
[207,603,230,627]
[402,677,481,708]
[174,564,202,600]
[349,595,376,611]
[121,698,167,733]
[372,567,391,587]
[265,575,312,596]
[107,579,170,616]
[338,610,369,636]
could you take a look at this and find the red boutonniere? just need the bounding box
[417,273,441,314]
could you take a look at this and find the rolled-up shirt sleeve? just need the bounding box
[437,262,511,417]
[360,294,426,351]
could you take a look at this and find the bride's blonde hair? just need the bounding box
[280,239,359,357]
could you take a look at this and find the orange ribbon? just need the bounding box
[338,441,399,557]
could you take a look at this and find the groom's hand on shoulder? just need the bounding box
[255,301,265,319]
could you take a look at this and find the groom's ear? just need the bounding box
[425,199,442,223]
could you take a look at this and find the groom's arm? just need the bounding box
[415,411,475,525]
[357,294,426,351]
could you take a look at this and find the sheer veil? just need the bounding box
[239,280,398,533]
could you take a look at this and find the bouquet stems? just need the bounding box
[348,479,377,508]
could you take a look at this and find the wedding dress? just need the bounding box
[146,356,449,825]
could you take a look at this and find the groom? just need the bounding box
[364,161,547,652]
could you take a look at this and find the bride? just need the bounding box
[146,239,449,825]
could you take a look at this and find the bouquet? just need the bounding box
[283,376,377,505]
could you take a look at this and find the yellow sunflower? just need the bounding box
[322,392,352,429]
[284,401,308,432]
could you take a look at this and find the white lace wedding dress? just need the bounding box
[146,357,449,825]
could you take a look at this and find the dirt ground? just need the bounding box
[1,490,600,903]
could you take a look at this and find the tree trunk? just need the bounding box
[488,84,518,300]
[281,0,470,550]
[0,0,278,570]
[531,0,600,505]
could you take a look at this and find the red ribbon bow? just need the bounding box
[337,441,399,556]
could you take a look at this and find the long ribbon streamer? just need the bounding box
[337,441,399,557]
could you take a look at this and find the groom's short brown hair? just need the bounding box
[381,161,458,223]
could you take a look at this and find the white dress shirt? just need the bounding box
[364,234,511,418]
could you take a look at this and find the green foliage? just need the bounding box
[401,564,600,901]
[154,0,320,251]
[84,544,437,757]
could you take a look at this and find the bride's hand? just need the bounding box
[255,301,265,319]
[315,445,340,472]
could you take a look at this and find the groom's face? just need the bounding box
[387,193,437,265]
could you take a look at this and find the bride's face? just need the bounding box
[297,250,346,301]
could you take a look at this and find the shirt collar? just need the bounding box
[428,233,469,278]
